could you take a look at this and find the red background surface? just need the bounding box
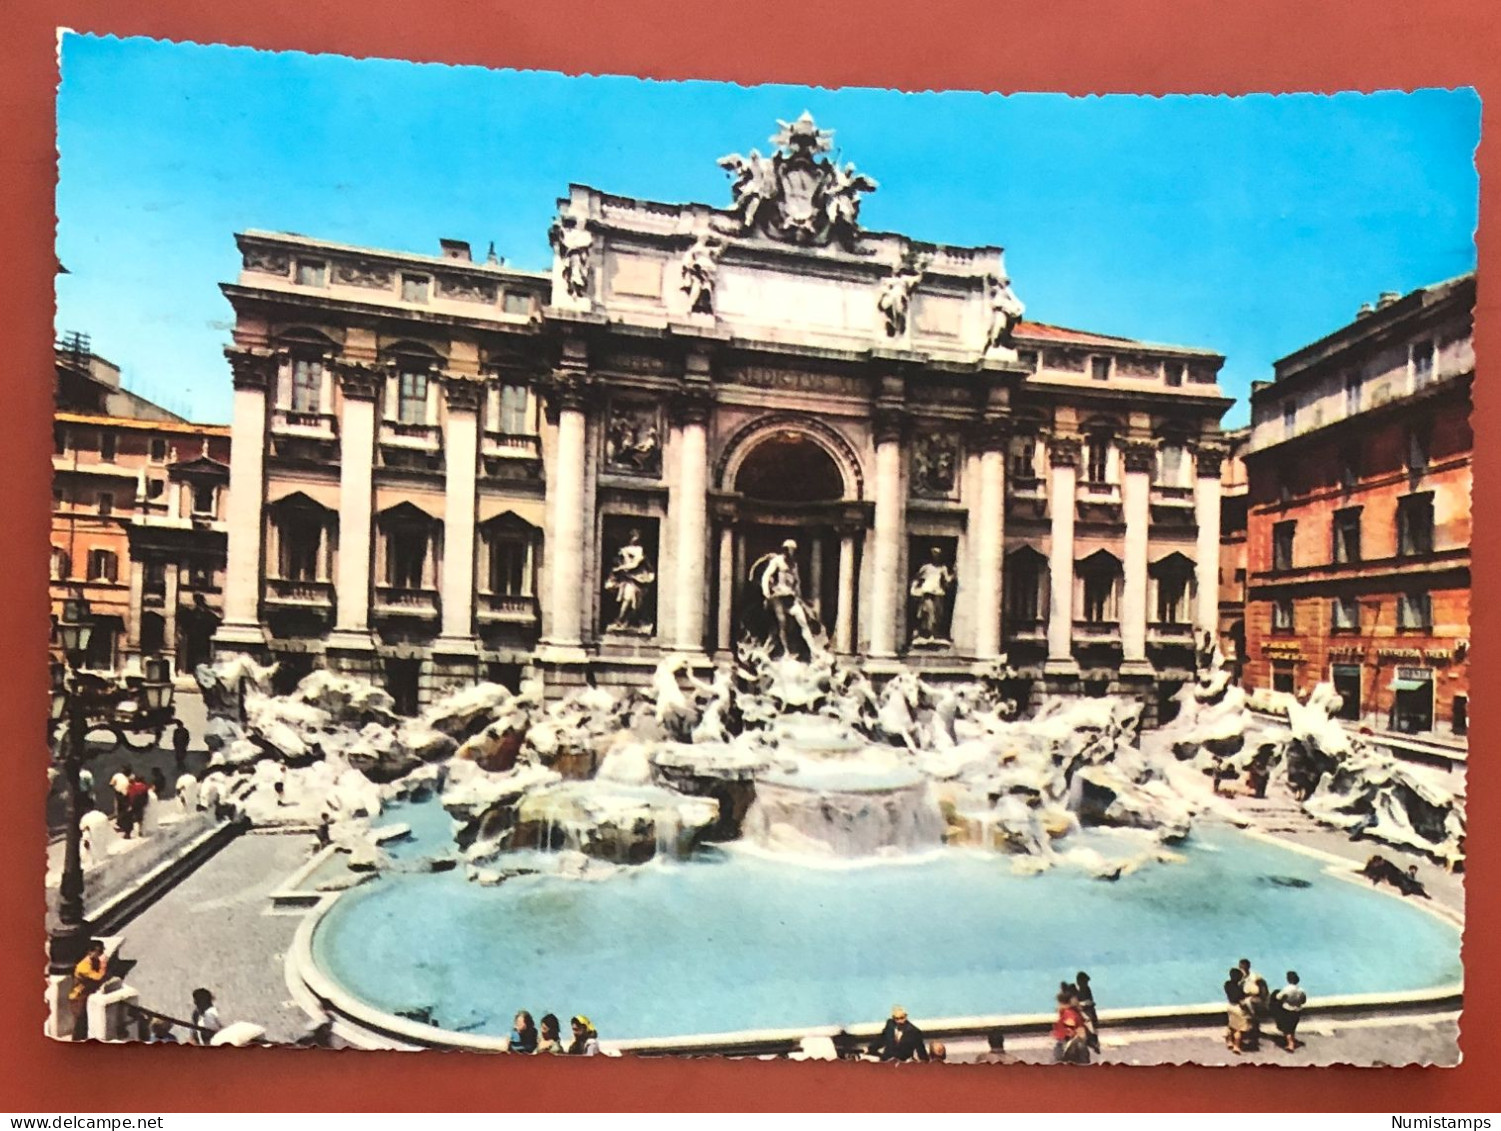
[1,0,1496,1112]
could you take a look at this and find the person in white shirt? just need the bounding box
[190,988,223,1046]
[1271,971,1308,1053]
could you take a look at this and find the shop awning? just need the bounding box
[1389,677,1430,692]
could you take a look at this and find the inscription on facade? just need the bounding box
[725,366,865,397]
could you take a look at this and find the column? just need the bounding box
[544,375,589,651]
[1045,435,1080,671]
[835,531,857,653]
[1121,439,1155,671]
[332,362,380,640]
[438,377,481,646]
[717,525,736,652]
[215,348,274,648]
[808,534,825,621]
[671,392,711,653]
[1195,444,1226,641]
[126,559,145,652]
[972,427,1007,659]
[162,563,180,664]
[869,410,906,658]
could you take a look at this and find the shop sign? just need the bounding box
[1262,642,1302,659]
[1376,646,1425,661]
[1328,645,1366,660]
[1395,666,1432,683]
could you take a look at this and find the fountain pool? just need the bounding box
[307,800,1460,1042]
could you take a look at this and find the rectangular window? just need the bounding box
[145,478,165,501]
[499,384,531,434]
[1413,340,1435,388]
[87,549,118,583]
[1331,596,1360,633]
[1344,373,1361,415]
[192,485,217,516]
[144,560,167,596]
[148,437,168,462]
[502,291,533,317]
[1272,521,1295,571]
[1332,664,1362,721]
[1272,664,1296,694]
[388,529,428,589]
[398,369,429,425]
[53,425,67,456]
[1397,493,1435,556]
[1156,575,1190,625]
[1005,556,1042,623]
[401,274,431,303]
[1282,401,1296,438]
[488,537,531,596]
[99,431,116,462]
[1090,356,1111,382]
[1453,694,1468,737]
[291,357,323,413]
[1332,508,1362,564]
[1157,444,1184,486]
[97,492,114,517]
[1272,598,1294,634]
[1397,591,1433,631]
[1086,437,1109,485]
[1165,362,1184,387]
[278,514,321,582]
[296,259,327,287]
[1082,574,1114,623]
[1339,446,1360,492]
[1009,435,1037,480]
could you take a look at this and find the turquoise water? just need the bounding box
[311,801,1461,1041]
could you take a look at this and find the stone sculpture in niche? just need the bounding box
[605,528,656,633]
[604,404,662,475]
[877,255,929,338]
[548,214,593,300]
[909,547,956,645]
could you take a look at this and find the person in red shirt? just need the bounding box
[126,774,151,838]
[1052,991,1090,1064]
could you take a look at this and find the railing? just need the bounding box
[380,421,442,450]
[1076,481,1121,502]
[1147,621,1195,645]
[1007,476,1045,498]
[1150,484,1195,506]
[1004,617,1046,642]
[477,592,539,624]
[481,431,541,460]
[374,585,439,617]
[271,409,338,437]
[264,578,335,607]
[1073,619,1122,642]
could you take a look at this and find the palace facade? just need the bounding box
[1242,274,1474,737]
[214,116,1232,718]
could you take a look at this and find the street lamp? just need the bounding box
[48,595,178,974]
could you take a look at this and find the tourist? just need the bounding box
[190,988,223,1046]
[127,772,152,838]
[1238,958,1270,1036]
[147,1017,178,1044]
[77,766,95,810]
[870,1005,929,1062]
[1223,968,1251,1055]
[928,1040,947,1063]
[172,722,191,773]
[1400,864,1432,900]
[110,765,133,833]
[977,1028,1018,1065]
[1271,971,1307,1053]
[68,939,110,1040]
[1075,971,1100,1054]
[314,813,333,850]
[1051,991,1090,1064]
[567,1015,601,1056]
[535,1013,564,1054]
[508,1010,538,1054]
[150,767,168,800]
[1246,756,1271,799]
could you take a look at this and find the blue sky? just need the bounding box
[56,34,1480,426]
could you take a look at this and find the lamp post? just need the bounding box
[48,596,177,974]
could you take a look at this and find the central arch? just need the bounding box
[715,414,863,500]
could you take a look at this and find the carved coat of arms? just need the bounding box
[716,112,877,251]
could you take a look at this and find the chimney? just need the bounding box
[439,239,472,262]
[1376,290,1401,310]
[1355,302,1374,320]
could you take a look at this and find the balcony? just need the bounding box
[1004,617,1046,644]
[1148,621,1196,646]
[264,577,335,610]
[374,585,439,620]
[1150,484,1194,507]
[380,420,442,451]
[1006,476,1047,520]
[481,431,543,480]
[1076,481,1122,522]
[1073,619,1122,645]
[271,409,338,439]
[477,592,539,627]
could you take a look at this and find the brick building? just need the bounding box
[52,335,231,674]
[1216,426,1249,680]
[1242,274,1473,737]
